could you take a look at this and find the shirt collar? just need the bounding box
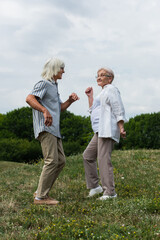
[47,79,57,85]
[103,84,111,89]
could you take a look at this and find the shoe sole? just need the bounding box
[88,189,103,197]
[34,200,59,205]
[98,194,117,200]
[33,193,55,200]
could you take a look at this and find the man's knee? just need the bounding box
[59,155,66,168]
[83,150,87,160]
[61,158,66,167]
[44,158,58,167]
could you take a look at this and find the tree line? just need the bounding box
[0,107,93,163]
[0,107,159,163]
[117,112,160,150]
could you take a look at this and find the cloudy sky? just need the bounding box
[0,0,160,120]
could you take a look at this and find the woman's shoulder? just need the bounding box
[104,84,116,90]
[105,84,119,93]
[102,85,120,99]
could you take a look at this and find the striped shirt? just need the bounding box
[30,79,62,139]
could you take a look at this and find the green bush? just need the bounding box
[0,108,93,161]
[1,108,160,162]
[62,141,84,156]
[118,112,160,149]
[0,107,34,141]
[0,138,42,163]
[60,110,93,156]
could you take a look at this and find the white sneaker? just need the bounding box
[98,193,117,200]
[88,186,103,197]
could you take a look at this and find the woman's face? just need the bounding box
[96,69,112,88]
[53,67,65,81]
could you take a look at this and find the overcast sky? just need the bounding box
[0,0,160,120]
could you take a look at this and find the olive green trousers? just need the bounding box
[36,132,66,199]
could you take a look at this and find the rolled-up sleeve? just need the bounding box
[88,106,93,114]
[108,87,126,123]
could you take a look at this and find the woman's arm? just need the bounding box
[107,87,126,138]
[85,87,93,108]
[117,120,126,138]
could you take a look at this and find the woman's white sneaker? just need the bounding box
[98,193,117,200]
[88,186,103,197]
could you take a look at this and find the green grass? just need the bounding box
[0,149,160,239]
[0,161,24,173]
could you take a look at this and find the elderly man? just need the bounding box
[83,67,126,200]
[26,58,79,205]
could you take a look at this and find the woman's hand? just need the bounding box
[120,127,126,138]
[85,87,93,97]
[85,87,93,108]
[118,120,126,138]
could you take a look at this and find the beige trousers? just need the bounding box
[36,131,66,199]
[83,133,115,196]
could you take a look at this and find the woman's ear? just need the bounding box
[109,77,113,84]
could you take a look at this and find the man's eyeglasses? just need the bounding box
[95,74,112,79]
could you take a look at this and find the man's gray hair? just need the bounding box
[41,58,65,80]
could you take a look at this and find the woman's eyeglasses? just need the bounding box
[95,74,112,79]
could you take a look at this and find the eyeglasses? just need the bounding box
[95,74,112,79]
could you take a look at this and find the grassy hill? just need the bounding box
[0,150,160,239]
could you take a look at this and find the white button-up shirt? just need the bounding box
[90,84,126,143]
[90,94,101,133]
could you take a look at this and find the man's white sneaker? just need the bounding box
[88,186,103,197]
[98,193,117,200]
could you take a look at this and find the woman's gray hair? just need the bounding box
[98,67,114,80]
[41,58,65,80]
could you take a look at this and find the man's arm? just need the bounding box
[26,94,52,126]
[61,93,79,111]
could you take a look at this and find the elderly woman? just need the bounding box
[26,58,79,205]
[83,67,126,200]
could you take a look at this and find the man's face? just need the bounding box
[96,69,112,88]
[54,67,65,81]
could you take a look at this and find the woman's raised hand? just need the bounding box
[85,87,93,97]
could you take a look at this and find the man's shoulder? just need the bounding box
[34,79,46,86]
[33,79,54,89]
